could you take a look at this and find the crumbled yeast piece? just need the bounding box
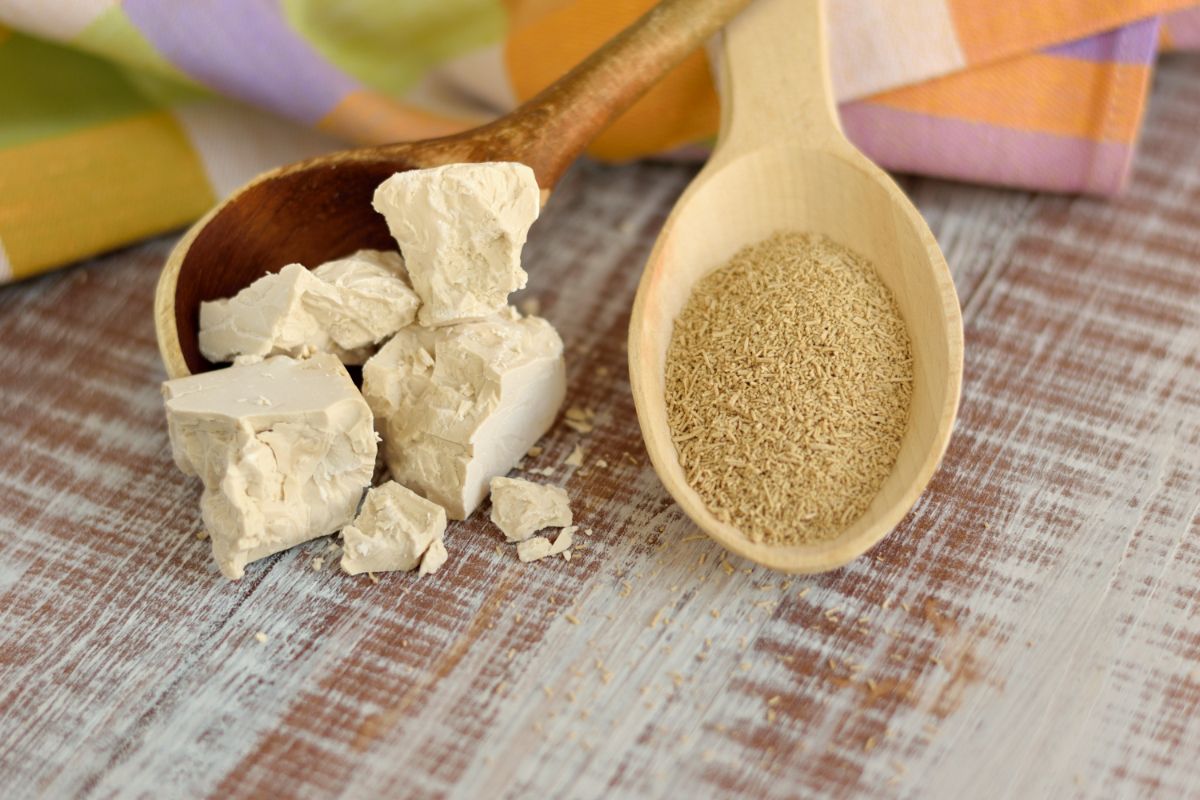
[372,163,540,326]
[198,253,415,366]
[362,307,565,519]
[162,354,376,580]
[489,476,572,542]
[517,526,575,563]
[517,537,551,562]
[419,538,448,575]
[306,249,419,350]
[198,263,370,364]
[340,481,448,576]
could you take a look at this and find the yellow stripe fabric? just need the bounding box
[0,111,215,279]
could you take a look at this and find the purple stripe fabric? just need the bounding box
[122,0,358,124]
[839,103,1133,195]
[1041,17,1161,63]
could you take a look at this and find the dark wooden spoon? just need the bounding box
[155,0,751,378]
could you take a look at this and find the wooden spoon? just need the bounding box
[155,0,751,379]
[628,0,964,573]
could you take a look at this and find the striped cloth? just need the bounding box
[1,1,1198,285]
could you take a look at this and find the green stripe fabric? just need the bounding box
[280,0,506,99]
[0,31,155,149]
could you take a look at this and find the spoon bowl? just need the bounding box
[629,0,963,573]
[155,0,752,378]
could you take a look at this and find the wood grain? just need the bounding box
[2,54,1200,800]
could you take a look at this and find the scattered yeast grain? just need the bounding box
[664,232,912,545]
[565,445,585,467]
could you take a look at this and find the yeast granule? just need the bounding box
[664,232,913,545]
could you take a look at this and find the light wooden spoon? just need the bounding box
[155,0,751,379]
[629,0,964,573]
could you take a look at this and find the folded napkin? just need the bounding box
[0,1,1197,284]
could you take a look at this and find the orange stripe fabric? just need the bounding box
[317,90,481,146]
[1159,23,1175,49]
[869,54,1151,143]
[504,0,718,162]
[947,0,1197,64]
[499,0,574,28]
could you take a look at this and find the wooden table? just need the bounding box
[2,55,1198,800]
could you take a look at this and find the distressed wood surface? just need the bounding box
[2,55,1199,800]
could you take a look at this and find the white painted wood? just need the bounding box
[0,55,1198,800]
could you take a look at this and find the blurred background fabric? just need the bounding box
[0,0,1198,284]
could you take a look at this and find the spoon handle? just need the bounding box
[447,0,753,189]
[712,0,843,160]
